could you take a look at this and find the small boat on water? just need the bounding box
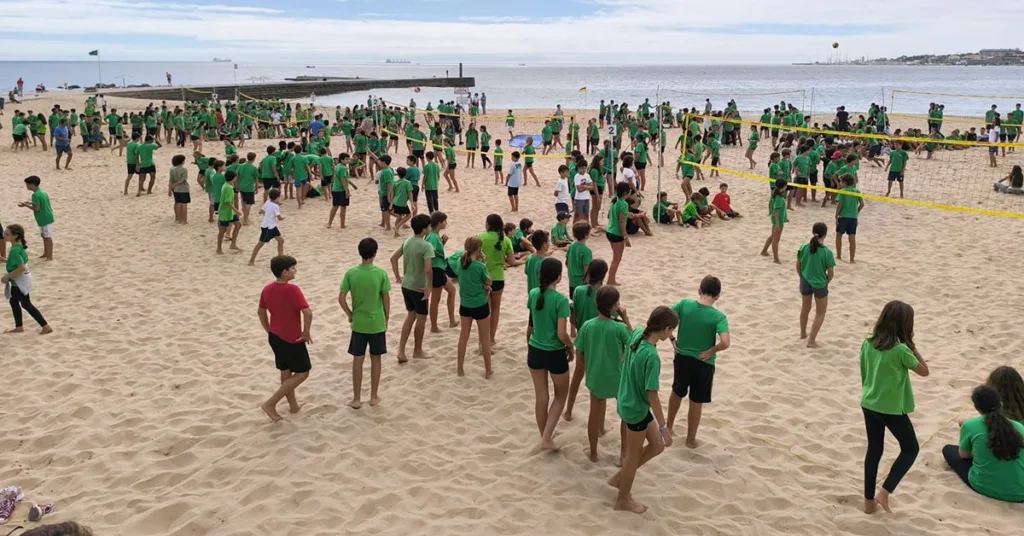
[213,57,231,63]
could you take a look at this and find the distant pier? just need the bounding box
[103,77,476,101]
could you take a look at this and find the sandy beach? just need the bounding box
[1,93,1023,535]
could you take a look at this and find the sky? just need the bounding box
[0,0,1022,64]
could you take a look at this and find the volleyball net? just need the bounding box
[659,89,807,117]
[889,89,1024,132]
[681,114,1024,219]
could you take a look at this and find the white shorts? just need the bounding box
[40,224,54,238]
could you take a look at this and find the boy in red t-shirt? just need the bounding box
[257,255,313,422]
[711,183,741,219]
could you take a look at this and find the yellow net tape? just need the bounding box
[183,86,214,95]
[382,100,565,121]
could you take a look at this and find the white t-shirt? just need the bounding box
[506,162,524,188]
[271,112,282,123]
[574,173,592,200]
[989,127,1000,143]
[261,201,280,229]
[620,167,637,189]
[554,178,571,205]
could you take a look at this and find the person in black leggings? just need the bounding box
[859,300,929,514]
[2,224,51,334]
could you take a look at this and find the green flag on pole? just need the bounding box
[88,50,99,56]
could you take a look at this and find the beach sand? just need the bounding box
[1,93,1023,535]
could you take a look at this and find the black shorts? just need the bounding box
[241,191,256,205]
[625,411,654,432]
[127,164,137,175]
[711,156,720,166]
[262,178,280,190]
[349,331,387,357]
[259,226,281,243]
[332,190,350,207]
[494,165,503,172]
[269,332,311,373]
[321,177,331,190]
[527,345,569,375]
[432,267,448,288]
[799,277,829,299]
[887,171,904,182]
[525,161,533,168]
[448,163,457,170]
[869,144,882,157]
[507,186,520,197]
[139,165,156,174]
[411,185,420,202]
[413,149,424,159]
[393,205,410,215]
[659,214,671,224]
[672,354,714,403]
[402,287,428,315]
[683,217,698,227]
[13,134,25,142]
[809,170,819,185]
[491,279,505,293]
[379,196,391,212]
[460,304,490,320]
[445,265,457,280]
[218,216,240,227]
[543,141,552,147]
[606,232,625,243]
[794,177,808,186]
[837,216,858,235]
[555,202,569,214]
[172,192,191,204]
[636,161,647,170]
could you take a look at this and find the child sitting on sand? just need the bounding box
[711,183,741,218]
[510,218,536,256]
[652,192,682,224]
[550,212,572,248]
[258,255,313,422]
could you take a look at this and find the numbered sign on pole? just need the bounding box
[606,125,615,138]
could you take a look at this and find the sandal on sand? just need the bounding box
[29,503,54,522]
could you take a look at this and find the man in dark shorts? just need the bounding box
[390,214,434,362]
[257,255,313,422]
[666,275,730,448]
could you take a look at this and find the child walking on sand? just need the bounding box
[426,212,458,333]
[506,152,524,212]
[248,188,284,266]
[574,286,631,462]
[797,223,835,348]
[456,236,493,378]
[480,214,520,344]
[19,176,55,261]
[339,238,392,408]
[216,171,241,254]
[835,175,864,263]
[610,306,679,514]
[527,257,574,451]
[168,154,190,224]
[860,300,930,514]
[390,214,435,362]
[258,255,312,422]
[666,276,729,448]
[760,179,788,263]
[3,224,52,334]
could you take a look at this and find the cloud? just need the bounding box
[0,0,1019,63]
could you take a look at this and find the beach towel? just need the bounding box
[509,135,542,149]
[0,486,24,525]
[3,269,31,300]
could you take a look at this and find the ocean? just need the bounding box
[3,61,1024,117]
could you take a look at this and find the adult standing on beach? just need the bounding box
[16,77,24,97]
[860,300,929,514]
[166,72,172,85]
[481,92,487,115]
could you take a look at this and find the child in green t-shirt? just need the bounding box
[551,211,572,248]
[760,179,789,263]
[339,238,393,408]
[216,171,241,254]
[456,235,493,378]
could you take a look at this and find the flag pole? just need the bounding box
[656,85,662,199]
[97,52,103,86]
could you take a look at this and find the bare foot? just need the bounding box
[347,399,363,409]
[589,450,599,463]
[230,245,242,251]
[806,340,820,349]
[369,396,380,406]
[4,327,25,334]
[457,368,465,377]
[430,327,442,334]
[613,499,648,514]
[874,490,892,513]
[863,499,876,514]
[606,280,619,286]
[248,261,255,266]
[685,438,699,449]
[397,356,409,364]
[563,411,573,422]
[540,437,560,452]
[760,250,769,257]
[288,403,306,414]
[773,259,781,264]
[484,368,493,379]
[413,352,432,360]
[449,319,460,328]
[260,402,283,422]
[216,250,224,255]
[39,326,53,335]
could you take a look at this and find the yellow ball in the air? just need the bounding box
[832,42,839,49]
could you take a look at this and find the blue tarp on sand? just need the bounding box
[509,135,542,148]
